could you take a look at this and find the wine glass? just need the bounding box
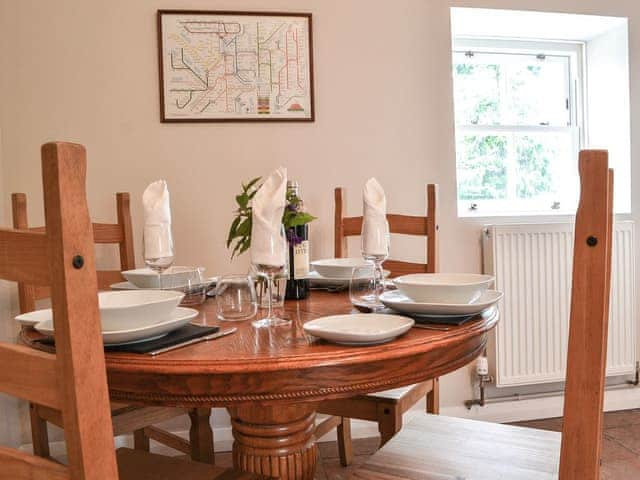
[360,218,390,309]
[251,225,290,328]
[143,223,175,290]
[350,263,387,312]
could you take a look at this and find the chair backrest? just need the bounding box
[559,150,614,480]
[0,142,118,479]
[334,184,438,277]
[12,190,135,313]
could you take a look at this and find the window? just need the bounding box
[453,40,582,216]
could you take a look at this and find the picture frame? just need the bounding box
[157,10,315,123]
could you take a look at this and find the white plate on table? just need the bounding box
[15,290,185,331]
[111,277,218,291]
[380,289,503,316]
[33,307,199,346]
[303,314,414,346]
[303,270,391,287]
[122,266,204,289]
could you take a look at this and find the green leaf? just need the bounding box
[245,177,262,191]
[236,193,249,209]
[237,218,251,236]
[227,216,241,247]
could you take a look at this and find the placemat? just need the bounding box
[35,324,219,354]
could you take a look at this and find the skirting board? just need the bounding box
[21,386,640,458]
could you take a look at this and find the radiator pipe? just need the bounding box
[465,361,640,409]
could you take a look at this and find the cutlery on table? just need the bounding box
[412,324,452,331]
[148,327,237,356]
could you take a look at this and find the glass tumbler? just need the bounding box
[216,274,258,321]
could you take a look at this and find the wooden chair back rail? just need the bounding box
[11,191,135,312]
[0,229,50,285]
[559,150,614,479]
[28,223,125,243]
[334,184,438,276]
[0,142,118,479]
[0,446,70,480]
[0,343,61,410]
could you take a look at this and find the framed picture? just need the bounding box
[157,10,314,122]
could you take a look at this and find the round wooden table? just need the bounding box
[22,291,498,480]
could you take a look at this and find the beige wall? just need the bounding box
[0,0,639,446]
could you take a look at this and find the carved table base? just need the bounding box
[229,403,318,479]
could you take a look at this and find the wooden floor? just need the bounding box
[195,408,640,479]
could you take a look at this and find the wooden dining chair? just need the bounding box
[0,141,258,480]
[12,193,213,463]
[353,150,614,480]
[316,184,440,466]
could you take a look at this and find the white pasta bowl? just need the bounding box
[310,258,369,279]
[393,273,495,304]
[97,290,184,331]
[122,266,203,289]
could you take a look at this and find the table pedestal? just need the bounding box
[229,403,317,479]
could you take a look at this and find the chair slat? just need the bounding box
[0,343,61,409]
[91,223,125,243]
[343,215,430,237]
[559,151,613,480]
[41,141,119,479]
[0,446,69,480]
[383,260,429,277]
[0,229,49,285]
[29,224,124,243]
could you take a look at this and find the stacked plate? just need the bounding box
[16,290,198,346]
[111,266,217,292]
[381,273,503,322]
[305,258,390,287]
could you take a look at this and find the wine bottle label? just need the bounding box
[293,240,310,279]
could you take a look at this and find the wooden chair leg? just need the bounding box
[133,429,150,451]
[29,403,50,458]
[188,408,215,464]
[337,417,354,467]
[377,404,402,447]
[427,377,440,414]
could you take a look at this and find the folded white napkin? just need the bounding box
[142,180,172,259]
[362,177,389,256]
[251,167,288,267]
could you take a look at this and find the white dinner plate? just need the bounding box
[33,307,199,346]
[15,290,185,331]
[380,289,504,316]
[110,277,218,291]
[303,314,414,345]
[122,266,204,289]
[303,270,391,286]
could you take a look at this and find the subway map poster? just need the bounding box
[158,11,314,122]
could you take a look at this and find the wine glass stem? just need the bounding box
[374,261,384,301]
[266,272,275,320]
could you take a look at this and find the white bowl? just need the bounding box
[393,273,494,304]
[122,266,203,289]
[97,290,184,331]
[310,258,368,279]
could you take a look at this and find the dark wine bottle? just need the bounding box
[285,181,310,300]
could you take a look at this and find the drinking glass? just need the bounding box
[143,223,175,289]
[216,275,257,321]
[178,269,207,306]
[360,218,390,309]
[251,225,290,328]
[350,263,387,312]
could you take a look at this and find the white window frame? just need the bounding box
[453,37,585,217]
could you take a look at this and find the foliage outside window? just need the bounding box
[453,42,581,216]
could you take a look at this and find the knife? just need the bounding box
[148,327,237,356]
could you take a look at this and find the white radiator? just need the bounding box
[483,222,636,388]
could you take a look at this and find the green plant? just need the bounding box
[227,177,316,259]
[227,177,261,259]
